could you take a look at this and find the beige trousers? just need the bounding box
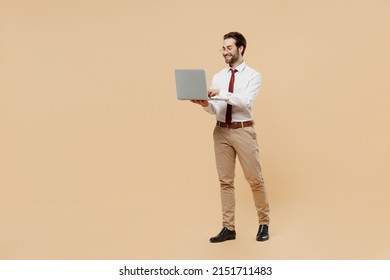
[213,125,270,230]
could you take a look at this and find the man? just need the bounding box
[191,32,270,243]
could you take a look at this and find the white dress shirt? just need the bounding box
[203,61,262,122]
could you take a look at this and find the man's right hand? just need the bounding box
[190,100,209,107]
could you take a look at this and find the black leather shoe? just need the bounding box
[210,227,236,243]
[256,224,269,242]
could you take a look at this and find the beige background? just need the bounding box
[1,0,390,259]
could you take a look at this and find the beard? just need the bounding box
[224,52,239,66]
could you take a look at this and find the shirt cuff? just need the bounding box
[202,103,214,114]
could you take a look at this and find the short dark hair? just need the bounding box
[223,32,247,56]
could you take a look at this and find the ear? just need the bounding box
[239,46,244,55]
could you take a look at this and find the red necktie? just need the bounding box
[225,69,238,124]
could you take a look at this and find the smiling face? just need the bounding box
[221,38,244,68]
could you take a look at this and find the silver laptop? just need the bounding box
[174,69,228,101]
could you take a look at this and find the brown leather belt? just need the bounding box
[216,120,254,129]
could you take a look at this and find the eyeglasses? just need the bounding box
[219,46,235,53]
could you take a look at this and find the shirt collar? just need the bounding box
[227,61,247,73]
